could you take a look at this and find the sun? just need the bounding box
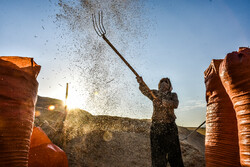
[64,93,86,110]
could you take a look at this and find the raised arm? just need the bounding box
[136,76,157,101]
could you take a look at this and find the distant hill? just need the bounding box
[186,127,206,136]
[35,96,205,167]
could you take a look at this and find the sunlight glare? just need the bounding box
[48,105,55,111]
[35,111,41,117]
[65,93,85,110]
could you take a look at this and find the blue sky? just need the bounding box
[0,0,249,126]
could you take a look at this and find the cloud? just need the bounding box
[178,99,206,112]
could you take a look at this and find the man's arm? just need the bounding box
[137,76,157,101]
[162,93,179,109]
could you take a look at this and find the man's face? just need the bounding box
[159,81,171,92]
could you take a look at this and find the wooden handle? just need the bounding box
[102,35,156,99]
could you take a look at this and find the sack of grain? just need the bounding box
[204,59,240,167]
[0,56,40,167]
[219,47,250,166]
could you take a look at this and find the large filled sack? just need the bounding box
[28,127,68,167]
[0,57,40,167]
[219,47,250,166]
[29,127,52,148]
[204,59,240,167]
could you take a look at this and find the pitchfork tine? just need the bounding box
[92,14,100,37]
[99,11,106,34]
[92,14,102,37]
[95,14,103,36]
[92,11,106,37]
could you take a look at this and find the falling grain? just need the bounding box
[56,0,151,116]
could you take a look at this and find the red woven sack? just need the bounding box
[29,127,52,148]
[204,59,240,167]
[219,47,250,166]
[0,56,40,167]
[28,127,68,167]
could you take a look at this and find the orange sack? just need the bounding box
[204,59,240,167]
[219,47,250,166]
[28,127,68,167]
[0,57,40,167]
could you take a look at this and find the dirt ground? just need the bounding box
[35,96,205,167]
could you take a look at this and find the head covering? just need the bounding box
[158,77,173,92]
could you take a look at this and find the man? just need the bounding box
[136,77,184,167]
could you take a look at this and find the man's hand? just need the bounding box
[136,76,143,84]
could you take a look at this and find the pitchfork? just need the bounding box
[92,11,156,99]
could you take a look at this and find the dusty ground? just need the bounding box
[35,96,205,167]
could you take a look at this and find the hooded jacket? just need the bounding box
[139,81,179,123]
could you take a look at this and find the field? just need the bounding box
[186,127,206,135]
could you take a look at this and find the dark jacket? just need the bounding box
[139,83,179,123]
